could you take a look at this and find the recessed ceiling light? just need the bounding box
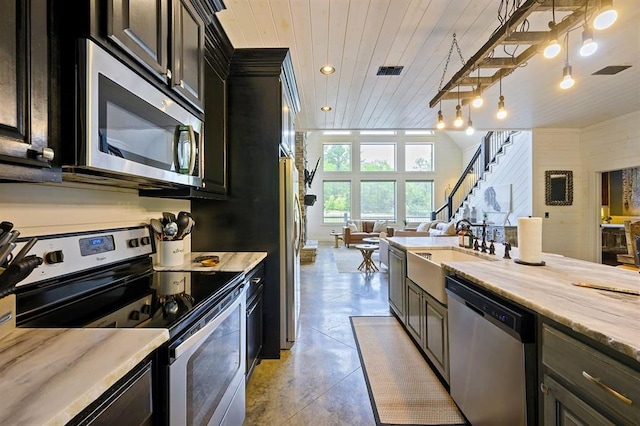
[321,106,332,112]
[320,65,335,75]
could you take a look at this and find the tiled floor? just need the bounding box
[244,242,390,425]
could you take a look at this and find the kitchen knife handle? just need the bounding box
[11,237,37,265]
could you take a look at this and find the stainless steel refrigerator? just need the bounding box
[279,156,301,349]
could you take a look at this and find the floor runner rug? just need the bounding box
[350,316,467,426]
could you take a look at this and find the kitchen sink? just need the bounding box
[407,249,494,305]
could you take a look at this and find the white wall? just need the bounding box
[580,110,640,261]
[304,131,464,241]
[461,131,533,226]
[531,129,583,259]
[0,182,190,250]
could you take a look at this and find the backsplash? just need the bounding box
[0,182,189,242]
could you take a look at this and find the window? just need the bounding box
[323,181,351,223]
[360,144,395,171]
[361,181,396,221]
[405,180,434,223]
[405,143,433,172]
[323,144,351,171]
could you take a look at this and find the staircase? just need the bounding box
[433,130,517,222]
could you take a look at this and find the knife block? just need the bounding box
[0,294,16,340]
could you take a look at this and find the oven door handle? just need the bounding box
[170,285,244,360]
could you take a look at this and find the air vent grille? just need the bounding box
[592,65,631,75]
[377,66,404,76]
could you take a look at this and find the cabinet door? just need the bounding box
[424,292,449,384]
[388,246,406,321]
[542,375,615,426]
[107,0,169,83]
[172,0,205,110]
[406,279,423,343]
[0,0,58,182]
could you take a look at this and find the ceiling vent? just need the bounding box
[377,66,404,76]
[592,65,631,75]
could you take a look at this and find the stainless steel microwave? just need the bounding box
[63,39,203,189]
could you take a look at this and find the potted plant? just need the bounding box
[601,215,612,224]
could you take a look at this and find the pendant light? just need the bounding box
[472,68,484,108]
[465,104,475,135]
[580,3,598,57]
[559,34,575,90]
[580,25,598,57]
[496,74,507,120]
[544,17,561,59]
[593,0,617,30]
[453,86,463,128]
[436,101,445,129]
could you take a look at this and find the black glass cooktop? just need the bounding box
[15,258,243,337]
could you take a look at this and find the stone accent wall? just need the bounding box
[295,131,307,244]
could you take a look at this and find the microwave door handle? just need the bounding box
[187,125,196,175]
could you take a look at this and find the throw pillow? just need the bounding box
[416,221,431,232]
[372,220,388,233]
[434,221,456,235]
[347,222,358,233]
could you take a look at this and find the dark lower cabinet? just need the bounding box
[246,263,265,383]
[68,360,154,426]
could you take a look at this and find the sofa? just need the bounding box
[342,220,394,247]
[393,220,457,237]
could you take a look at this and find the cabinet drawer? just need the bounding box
[542,324,640,425]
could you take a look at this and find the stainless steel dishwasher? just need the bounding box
[445,275,537,426]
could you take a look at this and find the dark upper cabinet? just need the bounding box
[0,0,60,183]
[171,0,205,109]
[139,14,233,199]
[107,0,169,80]
[106,0,205,111]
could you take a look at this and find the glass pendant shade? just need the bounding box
[544,40,561,59]
[593,1,617,30]
[465,119,475,135]
[436,110,445,129]
[454,105,463,127]
[559,64,575,89]
[496,96,507,120]
[580,27,598,56]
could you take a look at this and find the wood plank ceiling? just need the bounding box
[216,0,639,132]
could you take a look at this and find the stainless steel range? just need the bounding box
[14,226,246,426]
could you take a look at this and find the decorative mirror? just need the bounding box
[545,170,573,206]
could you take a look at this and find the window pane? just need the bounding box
[323,144,351,171]
[405,180,433,222]
[323,181,351,223]
[361,181,395,220]
[405,143,433,171]
[360,144,395,171]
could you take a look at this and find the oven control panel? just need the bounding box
[14,226,154,287]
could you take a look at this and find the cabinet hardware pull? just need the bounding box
[540,382,549,395]
[582,371,632,405]
[165,69,172,79]
[180,79,185,88]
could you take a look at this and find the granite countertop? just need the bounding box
[154,251,267,274]
[387,236,640,363]
[0,327,168,425]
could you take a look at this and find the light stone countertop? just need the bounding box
[387,236,640,363]
[0,327,169,425]
[0,251,264,424]
[154,251,267,274]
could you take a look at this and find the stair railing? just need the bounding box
[432,130,515,222]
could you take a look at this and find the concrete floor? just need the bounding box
[244,242,390,425]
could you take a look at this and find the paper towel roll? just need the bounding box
[517,217,543,264]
